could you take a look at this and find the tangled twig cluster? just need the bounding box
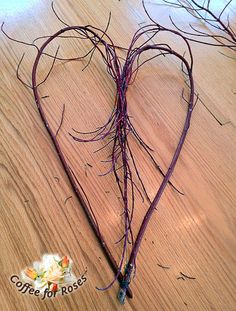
[155,0,236,52]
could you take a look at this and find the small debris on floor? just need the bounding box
[64,196,72,204]
[157,263,170,270]
[180,272,196,280]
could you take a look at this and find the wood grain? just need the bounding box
[0,1,235,310]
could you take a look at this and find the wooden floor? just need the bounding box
[0,1,235,310]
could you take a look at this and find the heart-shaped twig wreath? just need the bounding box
[2,1,199,304]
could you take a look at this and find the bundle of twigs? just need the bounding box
[2,2,198,304]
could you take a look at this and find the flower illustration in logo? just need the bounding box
[25,267,38,280]
[22,254,76,293]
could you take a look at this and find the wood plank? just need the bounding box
[0,1,235,310]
